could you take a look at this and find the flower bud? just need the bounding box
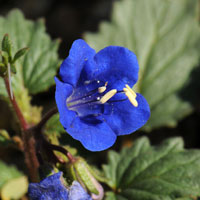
[2,34,12,58]
[66,157,104,200]
[0,63,6,77]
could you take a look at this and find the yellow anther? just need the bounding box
[125,84,137,98]
[124,91,138,107]
[98,86,106,93]
[123,85,138,107]
[100,89,117,104]
[98,82,108,93]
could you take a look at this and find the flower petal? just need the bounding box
[84,46,139,89]
[60,39,96,87]
[28,172,68,200]
[103,93,150,135]
[65,116,117,151]
[55,77,77,128]
[69,181,92,200]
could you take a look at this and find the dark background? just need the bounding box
[0,0,200,152]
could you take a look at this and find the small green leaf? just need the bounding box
[1,176,28,200]
[10,64,16,74]
[1,34,12,58]
[44,113,65,136]
[0,51,9,65]
[105,192,117,200]
[0,63,6,76]
[0,130,13,147]
[12,47,29,63]
[103,137,200,200]
[84,0,200,130]
[0,161,23,189]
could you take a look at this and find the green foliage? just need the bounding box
[0,130,13,146]
[0,9,61,125]
[0,161,27,200]
[2,34,12,58]
[12,47,29,63]
[1,176,28,200]
[0,161,23,188]
[44,113,65,135]
[84,0,200,130]
[66,158,100,194]
[0,9,61,95]
[103,137,200,200]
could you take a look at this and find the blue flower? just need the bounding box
[68,181,92,200]
[28,172,68,200]
[55,39,150,151]
[28,172,92,200]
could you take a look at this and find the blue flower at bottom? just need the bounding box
[55,39,150,151]
[28,172,92,200]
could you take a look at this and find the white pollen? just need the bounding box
[84,80,91,85]
[97,97,100,100]
[100,89,117,104]
[97,80,100,83]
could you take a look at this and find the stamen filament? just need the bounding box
[100,89,117,104]
[68,99,98,109]
[67,88,98,103]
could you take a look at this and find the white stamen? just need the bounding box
[100,89,117,104]
[97,80,100,83]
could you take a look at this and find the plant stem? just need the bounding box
[4,77,29,131]
[47,143,76,163]
[4,76,39,182]
[35,107,58,131]
[23,129,39,182]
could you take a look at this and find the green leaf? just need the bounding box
[0,130,13,147]
[1,34,12,58]
[0,51,9,66]
[44,113,65,136]
[0,9,61,124]
[1,176,28,200]
[84,0,200,130]
[12,47,29,63]
[0,9,60,94]
[103,137,200,200]
[0,161,23,189]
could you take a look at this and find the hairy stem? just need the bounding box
[4,76,39,182]
[35,107,58,131]
[23,129,39,182]
[4,77,29,130]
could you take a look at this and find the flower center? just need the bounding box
[66,81,138,116]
